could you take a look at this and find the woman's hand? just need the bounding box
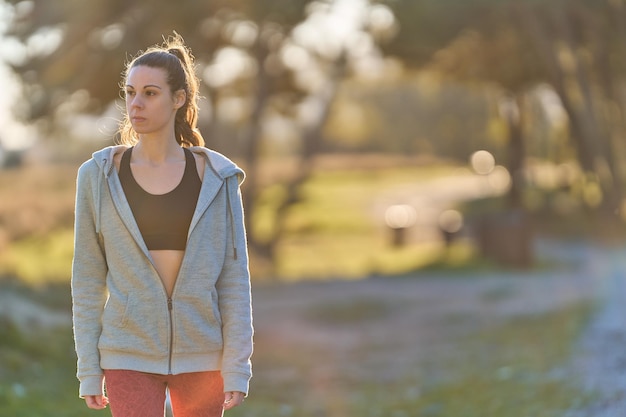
[223,391,245,410]
[85,395,109,409]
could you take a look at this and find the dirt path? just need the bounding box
[0,288,70,331]
[565,245,626,416]
[252,239,603,389]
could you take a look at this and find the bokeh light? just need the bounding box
[384,204,417,229]
[470,150,495,175]
[438,209,463,233]
[487,165,512,193]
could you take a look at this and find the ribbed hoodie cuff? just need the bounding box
[222,372,251,396]
[79,375,105,398]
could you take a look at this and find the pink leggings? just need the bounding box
[104,369,224,417]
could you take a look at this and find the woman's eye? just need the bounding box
[146,91,156,96]
[125,90,135,97]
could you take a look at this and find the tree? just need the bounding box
[382,0,626,214]
[517,0,626,213]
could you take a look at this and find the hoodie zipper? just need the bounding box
[167,296,174,374]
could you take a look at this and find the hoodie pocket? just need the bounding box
[102,294,130,328]
[99,294,168,355]
[173,291,223,354]
[99,295,131,351]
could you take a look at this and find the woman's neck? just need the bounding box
[133,137,183,165]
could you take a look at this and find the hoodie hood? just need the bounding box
[90,146,126,246]
[91,145,124,177]
[189,146,245,185]
[91,145,245,183]
[188,146,246,260]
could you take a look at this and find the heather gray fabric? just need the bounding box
[71,145,253,398]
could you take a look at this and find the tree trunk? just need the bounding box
[264,54,348,263]
[519,4,621,212]
[239,39,272,259]
[502,93,525,209]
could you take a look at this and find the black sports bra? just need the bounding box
[118,147,201,250]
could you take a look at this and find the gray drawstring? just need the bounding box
[95,159,105,249]
[225,178,238,260]
[96,156,114,251]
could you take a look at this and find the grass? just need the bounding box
[0,298,591,417]
[254,164,484,280]
[0,228,74,285]
[410,305,594,416]
[0,326,80,417]
[0,306,102,417]
[0,164,77,286]
[226,300,594,417]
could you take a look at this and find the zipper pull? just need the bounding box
[167,298,173,311]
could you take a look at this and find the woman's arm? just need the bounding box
[216,175,254,396]
[71,162,109,398]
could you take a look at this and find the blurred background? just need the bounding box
[1,0,625,415]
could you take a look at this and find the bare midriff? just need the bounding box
[151,250,185,297]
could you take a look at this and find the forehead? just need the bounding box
[126,65,168,87]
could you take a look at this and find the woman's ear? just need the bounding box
[173,90,186,109]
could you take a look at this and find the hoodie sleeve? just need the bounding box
[216,174,254,395]
[71,161,108,398]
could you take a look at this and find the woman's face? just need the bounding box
[124,65,184,138]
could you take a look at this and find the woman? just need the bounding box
[71,34,253,417]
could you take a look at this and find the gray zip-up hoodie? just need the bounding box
[71,145,253,398]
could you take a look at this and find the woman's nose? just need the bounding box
[130,95,143,108]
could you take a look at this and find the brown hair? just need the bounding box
[118,33,204,147]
